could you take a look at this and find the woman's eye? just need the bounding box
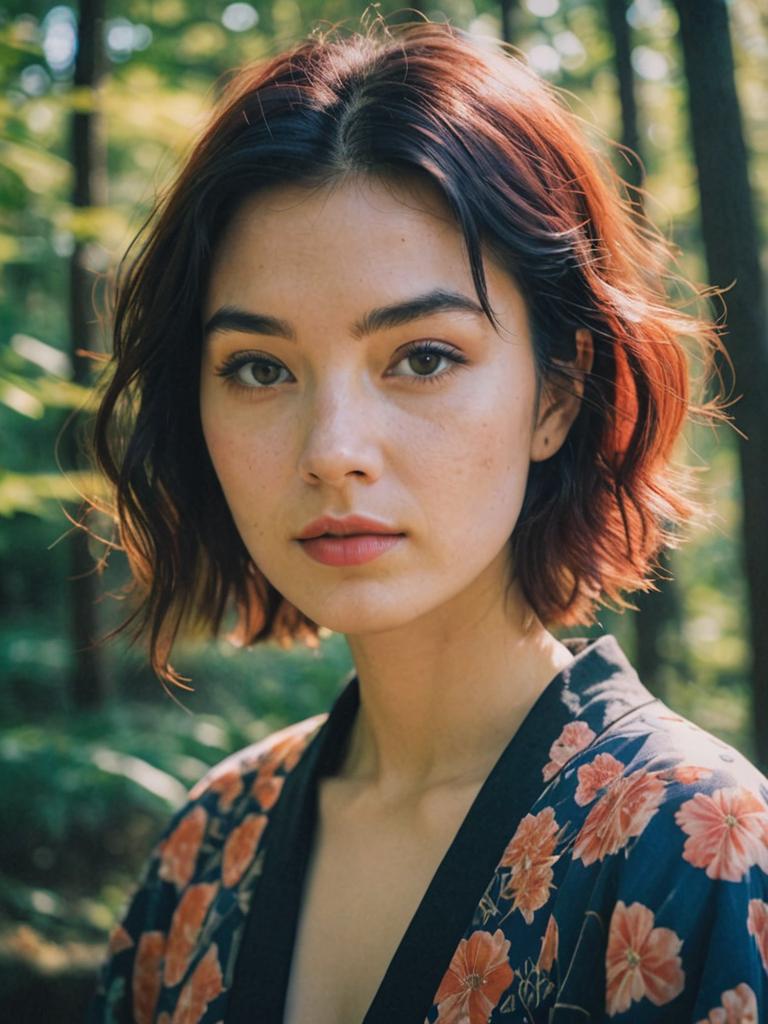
[389,341,468,384]
[216,355,291,389]
[215,340,467,392]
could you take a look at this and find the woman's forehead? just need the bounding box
[206,178,467,300]
[204,174,523,330]
[211,174,458,260]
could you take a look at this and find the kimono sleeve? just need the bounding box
[601,776,768,1022]
[86,794,211,1024]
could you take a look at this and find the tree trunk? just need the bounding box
[605,0,688,699]
[674,0,768,767]
[605,0,643,200]
[67,0,108,708]
[499,0,522,45]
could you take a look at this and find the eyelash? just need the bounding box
[214,340,469,392]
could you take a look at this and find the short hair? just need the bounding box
[90,17,731,684]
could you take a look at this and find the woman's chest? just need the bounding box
[282,781,481,1024]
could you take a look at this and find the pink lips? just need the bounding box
[296,513,401,540]
[295,513,405,566]
[299,533,404,566]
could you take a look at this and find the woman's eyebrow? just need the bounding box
[202,288,486,342]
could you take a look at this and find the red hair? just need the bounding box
[90,18,732,683]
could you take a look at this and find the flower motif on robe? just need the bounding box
[573,767,666,866]
[499,806,561,923]
[159,806,208,890]
[574,752,625,806]
[542,721,596,781]
[605,900,684,1016]
[433,928,514,1024]
[252,772,284,811]
[221,813,268,888]
[675,786,768,882]
[205,769,244,812]
[133,931,166,1024]
[536,913,559,973]
[256,732,310,777]
[673,765,713,785]
[746,898,768,973]
[161,943,224,1024]
[694,982,758,1024]
[107,922,134,956]
[164,883,219,987]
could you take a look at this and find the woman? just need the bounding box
[86,17,768,1024]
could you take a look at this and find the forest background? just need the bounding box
[1,0,767,1019]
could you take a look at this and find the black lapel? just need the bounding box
[225,669,361,1023]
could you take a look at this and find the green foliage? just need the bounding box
[0,625,351,923]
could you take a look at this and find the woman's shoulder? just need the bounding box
[545,695,768,844]
[138,710,328,894]
[561,699,768,855]
[542,697,768,899]
[568,701,768,937]
[596,698,768,798]
[186,709,329,807]
[87,710,332,1022]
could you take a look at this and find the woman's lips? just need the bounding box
[298,533,405,566]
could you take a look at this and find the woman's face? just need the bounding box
[200,173,562,636]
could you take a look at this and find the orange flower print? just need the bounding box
[132,931,166,1024]
[280,735,308,773]
[207,769,244,812]
[695,982,758,1024]
[252,772,284,811]
[258,733,308,777]
[536,913,559,973]
[107,922,133,956]
[159,805,208,890]
[605,901,684,1016]
[164,882,219,987]
[542,721,596,781]
[254,745,284,779]
[575,752,625,806]
[673,765,712,785]
[747,899,768,973]
[170,943,224,1024]
[434,928,514,1024]
[221,813,268,888]
[500,806,560,923]
[573,769,665,866]
[674,786,768,882]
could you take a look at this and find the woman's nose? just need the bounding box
[296,379,384,487]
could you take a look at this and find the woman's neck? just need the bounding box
[341,577,574,802]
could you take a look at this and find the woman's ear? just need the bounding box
[530,328,594,463]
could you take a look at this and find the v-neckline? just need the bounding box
[225,633,658,1024]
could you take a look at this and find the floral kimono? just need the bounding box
[87,633,768,1023]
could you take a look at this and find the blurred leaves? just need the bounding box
[0,137,70,193]
[53,204,130,246]
[0,470,106,517]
